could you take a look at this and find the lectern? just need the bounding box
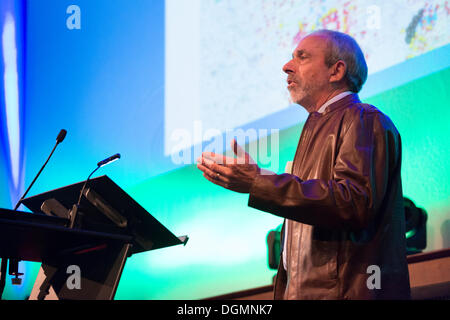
[0,175,188,300]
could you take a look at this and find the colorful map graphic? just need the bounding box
[165,0,450,154]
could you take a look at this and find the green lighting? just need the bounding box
[405,229,417,239]
[115,66,450,299]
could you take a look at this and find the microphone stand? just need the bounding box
[68,165,100,229]
[14,138,62,211]
[0,130,66,299]
[69,153,120,229]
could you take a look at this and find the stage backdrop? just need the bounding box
[0,0,449,299]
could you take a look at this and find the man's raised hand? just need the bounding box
[196,139,260,193]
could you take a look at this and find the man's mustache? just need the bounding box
[287,77,299,85]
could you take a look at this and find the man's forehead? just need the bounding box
[294,34,328,54]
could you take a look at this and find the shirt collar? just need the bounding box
[316,91,353,114]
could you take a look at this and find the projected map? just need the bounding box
[165,0,450,155]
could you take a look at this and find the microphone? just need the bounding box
[14,129,67,210]
[97,153,121,167]
[70,153,121,228]
[56,129,67,144]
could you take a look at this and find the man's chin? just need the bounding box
[291,94,307,106]
[290,93,312,110]
[288,89,305,102]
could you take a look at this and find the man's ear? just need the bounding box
[329,60,347,84]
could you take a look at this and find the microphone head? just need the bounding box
[97,153,121,167]
[109,153,121,163]
[56,129,67,143]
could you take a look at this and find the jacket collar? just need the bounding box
[317,91,353,113]
[321,93,361,115]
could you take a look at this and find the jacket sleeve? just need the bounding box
[248,110,400,230]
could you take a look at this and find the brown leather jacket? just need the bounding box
[248,94,411,299]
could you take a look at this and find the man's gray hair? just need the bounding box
[310,29,368,93]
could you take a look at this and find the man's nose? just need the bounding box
[283,60,294,74]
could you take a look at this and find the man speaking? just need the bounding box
[197,29,411,300]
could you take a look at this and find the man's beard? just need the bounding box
[289,81,314,106]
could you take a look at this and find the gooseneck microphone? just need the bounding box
[14,129,67,210]
[70,153,121,228]
[79,153,120,205]
[97,153,121,167]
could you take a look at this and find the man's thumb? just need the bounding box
[231,139,254,164]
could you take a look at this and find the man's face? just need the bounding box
[283,35,331,107]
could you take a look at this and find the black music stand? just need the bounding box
[0,175,188,300]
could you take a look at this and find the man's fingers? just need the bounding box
[197,155,215,166]
[203,172,230,189]
[197,163,215,177]
[200,146,255,166]
[201,152,237,166]
[197,163,231,183]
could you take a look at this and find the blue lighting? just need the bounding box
[2,12,21,190]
